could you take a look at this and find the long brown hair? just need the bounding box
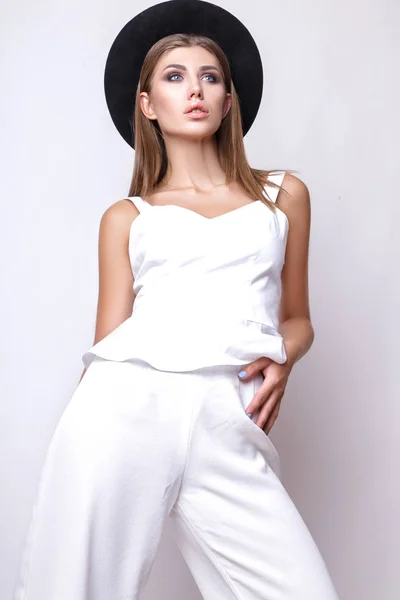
[127,33,296,212]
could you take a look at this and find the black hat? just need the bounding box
[104,0,263,149]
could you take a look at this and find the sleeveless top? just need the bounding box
[82,172,289,372]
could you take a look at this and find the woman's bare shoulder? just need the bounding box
[276,172,310,218]
[98,198,140,238]
[280,172,309,202]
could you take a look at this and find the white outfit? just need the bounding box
[82,173,288,372]
[13,172,340,599]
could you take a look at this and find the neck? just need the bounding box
[160,134,227,193]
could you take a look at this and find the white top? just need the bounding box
[82,172,289,372]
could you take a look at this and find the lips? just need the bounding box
[185,109,209,119]
[187,108,207,114]
[184,102,208,114]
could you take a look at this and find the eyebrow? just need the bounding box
[161,64,220,73]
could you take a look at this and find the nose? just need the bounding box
[189,81,203,100]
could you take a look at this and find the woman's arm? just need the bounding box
[236,173,314,432]
[78,199,139,383]
[277,172,314,369]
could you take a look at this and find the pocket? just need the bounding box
[236,373,281,478]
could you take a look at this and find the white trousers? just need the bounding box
[13,356,339,600]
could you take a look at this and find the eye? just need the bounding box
[166,73,219,83]
[203,73,218,82]
[167,73,182,81]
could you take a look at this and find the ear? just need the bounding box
[222,93,232,119]
[139,92,158,121]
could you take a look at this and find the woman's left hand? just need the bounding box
[238,356,293,435]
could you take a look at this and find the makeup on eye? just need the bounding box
[166,72,219,83]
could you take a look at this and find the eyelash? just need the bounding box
[166,73,218,83]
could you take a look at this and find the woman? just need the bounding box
[13,1,340,599]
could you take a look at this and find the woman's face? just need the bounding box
[140,45,232,140]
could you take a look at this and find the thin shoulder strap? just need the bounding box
[264,171,285,204]
[123,196,152,213]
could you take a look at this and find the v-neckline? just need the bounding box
[138,196,262,222]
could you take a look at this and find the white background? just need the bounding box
[1,0,398,598]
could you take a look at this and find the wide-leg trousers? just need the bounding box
[13,356,339,600]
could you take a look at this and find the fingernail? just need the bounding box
[246,413,253,418]
[238,370,247,379]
